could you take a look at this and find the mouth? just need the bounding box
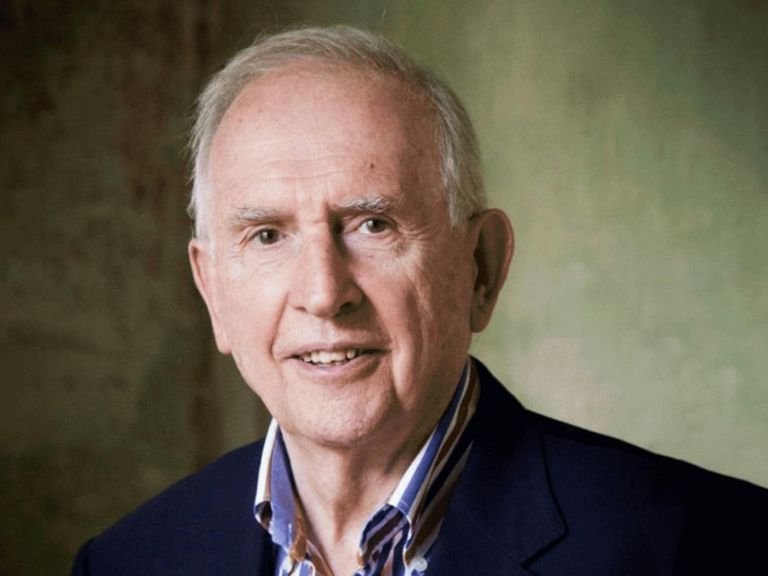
[294,348,374,367]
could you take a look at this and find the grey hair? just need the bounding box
[189,25,485,240]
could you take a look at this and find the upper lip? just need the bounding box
[286,341,386,359]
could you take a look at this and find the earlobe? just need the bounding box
[188,239,232,354]
[468,209,514,332]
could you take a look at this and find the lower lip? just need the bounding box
[290,351,382,380]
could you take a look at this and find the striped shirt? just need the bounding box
[253,359,480,576]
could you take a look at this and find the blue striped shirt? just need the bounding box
[254,359,479,576]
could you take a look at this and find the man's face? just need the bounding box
[191,65,481,453]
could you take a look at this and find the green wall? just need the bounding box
[1,1,765,573]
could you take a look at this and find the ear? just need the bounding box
[467,209,514,332]
[188,238,232,354]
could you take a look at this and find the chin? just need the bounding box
[288,403,396,451]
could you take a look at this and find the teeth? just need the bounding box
[300,349,359,364]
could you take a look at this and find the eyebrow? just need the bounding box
[228,195,398,230]
[228,206,283,231]
[334,195,397,214]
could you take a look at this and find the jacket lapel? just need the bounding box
[428,361,565,574]
[244,524,276,575]
[221,441,278,576]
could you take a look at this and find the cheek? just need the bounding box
[416,244,473,309]
[375,253,468,351]
[215,269,284,352]
[419,252,475,347]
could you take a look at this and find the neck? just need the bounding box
[283,427,424,529]
[280,424,431,576]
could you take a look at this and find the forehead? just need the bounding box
[207,64,441,200]
[218,62,434,143]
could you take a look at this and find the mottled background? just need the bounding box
[1,1,766,574]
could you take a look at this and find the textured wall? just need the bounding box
[1,1,766,574]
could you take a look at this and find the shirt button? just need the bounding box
[412,556,428,572]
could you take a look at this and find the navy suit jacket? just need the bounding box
[72,362,767,574]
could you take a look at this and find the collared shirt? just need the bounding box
[253,359,480,576]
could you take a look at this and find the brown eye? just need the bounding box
[360,218,388,235]
[255,228,280,245]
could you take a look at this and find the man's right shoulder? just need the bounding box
[71,440,271,575]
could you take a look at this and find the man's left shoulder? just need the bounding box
[465,361,767,572]
[474,359,766,499]
[529,405,767,516]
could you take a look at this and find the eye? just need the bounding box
[359,218,389,235]
[252,228,281,245]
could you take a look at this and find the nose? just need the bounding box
[289,230,363,318]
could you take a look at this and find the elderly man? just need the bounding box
[73,26,765,575]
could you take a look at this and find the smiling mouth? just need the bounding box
[297,348,370,366]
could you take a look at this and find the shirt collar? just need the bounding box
[378,360,479,562]
[385,360,476,521]
[254,421,309,562]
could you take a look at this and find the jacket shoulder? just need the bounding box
[476,359,766,498]
[531,408,767,572]
[525,396,766,500]
[72,441,270,575]
[470,361,768,573]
